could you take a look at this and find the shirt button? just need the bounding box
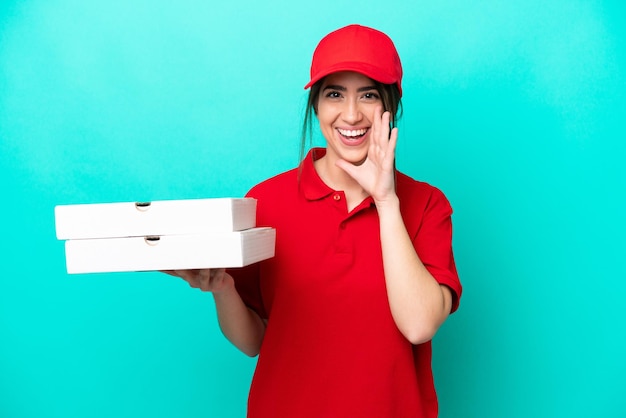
[333,194,341,201]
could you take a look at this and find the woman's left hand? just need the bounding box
[335,106,399,205]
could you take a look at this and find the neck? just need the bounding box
[314,155,369,206]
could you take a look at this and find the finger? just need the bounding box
[369,106,380,147]
[381,111,391,140]
[373,112,392,159]
[387,127,398,158]
[197,269,213,291]
[379,111,391,145]
[177,274,197,288]
[199,268,223,292]
[335,158,359,180]
[170,269,200,288]
[183,271,201,288]
[380,126,398,171]
[211,268,226,282]
[208,269,226,291]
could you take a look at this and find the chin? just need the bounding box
[340,149,368,166]
[351,157,367,166]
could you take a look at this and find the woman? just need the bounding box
[166,24,462,418]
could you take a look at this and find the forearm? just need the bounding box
[376,197,452,344]
[212,274,266,357]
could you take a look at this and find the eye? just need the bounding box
[325,90,342,99]
[363,91,380,100]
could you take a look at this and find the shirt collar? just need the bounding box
[299,148,335,201]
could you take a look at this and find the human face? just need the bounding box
[316,71,383,166]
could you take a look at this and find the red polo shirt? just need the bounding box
[232,148,461,418]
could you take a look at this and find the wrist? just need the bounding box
[374,194,400,212]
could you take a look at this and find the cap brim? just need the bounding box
[304,62,398,90]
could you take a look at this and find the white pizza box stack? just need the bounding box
[55,198,276,274]
[61,229,276,274]
[55,198,258,240]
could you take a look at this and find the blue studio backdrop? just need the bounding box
[1,1,625,417]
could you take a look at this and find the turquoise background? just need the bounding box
[1,1,625,417]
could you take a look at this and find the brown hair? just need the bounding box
[299,78,403,161]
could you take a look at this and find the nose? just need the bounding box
[341,98,363,124]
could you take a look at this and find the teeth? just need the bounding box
[338,128,367,137]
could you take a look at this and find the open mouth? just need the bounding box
[337,128,368,143]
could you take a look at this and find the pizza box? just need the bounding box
[63,227,276,274]
[55,198,256,240]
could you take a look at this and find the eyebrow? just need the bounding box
[323,84,379,92]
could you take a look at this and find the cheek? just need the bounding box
[356,106,377,126]
[316,108,334,127]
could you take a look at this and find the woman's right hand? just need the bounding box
[161,268,233,294]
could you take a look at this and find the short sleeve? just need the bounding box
[227,262,267,319]
[414,188,462,313]
[225,187,268,319]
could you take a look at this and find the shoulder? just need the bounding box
[396,171,452,215]
[245,167,300,226]
[246,167,299,199]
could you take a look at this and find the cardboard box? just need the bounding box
[55,198,256,240]
[55,198,275,274]
[64,227,276,274]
